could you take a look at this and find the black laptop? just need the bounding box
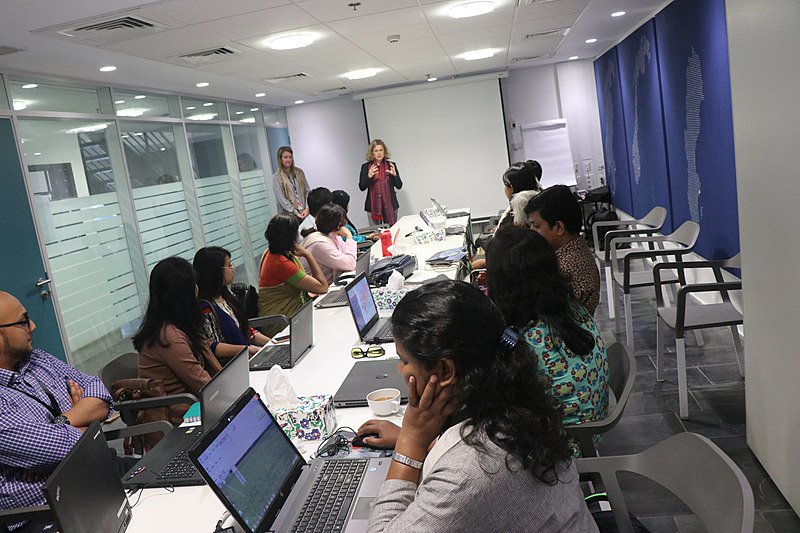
[315,251,372,309]
[333,359,409,408]
[122,348,250,489]
[344,273,393,344]
[189,388,391,533]
[42,422,132,533]
[249,299,313,370]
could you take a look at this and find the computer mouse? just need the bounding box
[351,433,381,448]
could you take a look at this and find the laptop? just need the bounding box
[122,347,250,489]
[42,421,132,533]
[344,273,393,344]
[430,197,470,219]
[333,359,409,408]
[189,388,391,533]
[249,299,314,370]
[315,251,372,309]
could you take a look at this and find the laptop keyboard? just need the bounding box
[292,459,367,533]
[156,449,198,480]
[323,291,347,304]
[251,345,292,369]
[373,320,393,340]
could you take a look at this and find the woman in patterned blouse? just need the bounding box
[487,226,609,456]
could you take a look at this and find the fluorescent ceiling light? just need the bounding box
[250,107,259,111]
[611,11,626,17]
[459,48,496,61]
[427,77,437,82]
[114,100,125,104]
[134,95,146,99]
[34,152,42,156]
[65,123,108,134]
[240,117,256,123]
[116,109,145,117]
[449,1,495,19]
[235,111,244,115]
[585,38,597,44]
[12,101,27,110]
[99,66,117,72]
[160,147,166,151]
[21,83,38,89]
[196,82,210,88]
[294,100,305,104]
[187,113,217,121]
[255,92,266,97]
[344,68,381,80]
[269,33,315,50]
[185,106,196,110]
[203,102,214,107]
[569,56,579,60]
[132,133,143,136]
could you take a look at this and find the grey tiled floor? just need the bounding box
[593,274,800,532]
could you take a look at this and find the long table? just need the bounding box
[127,212,469,532]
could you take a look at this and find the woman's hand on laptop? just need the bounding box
[356,420,400,449]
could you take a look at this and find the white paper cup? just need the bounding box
[367,388,401,416]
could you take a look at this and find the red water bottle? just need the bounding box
[380,229,392,256]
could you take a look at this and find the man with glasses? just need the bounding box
[0,291,113,525]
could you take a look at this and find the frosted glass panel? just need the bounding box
[232,125,272,264]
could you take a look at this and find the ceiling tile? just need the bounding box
[514,0,589,22]
[378,49,453,69]
[190,4,320,41]
[327,7,427,36]
[452,54,507,73]
[295,0,417,22]
[511,13,581,39]
[344,23,435,48]
[369,37,445,58]
[191,53,296,76]
[424,4,516,35]
[238,30,360,61]
[294,49,375,69]
[145,0,291,25]
[100,26,228,58]
[435,24,512,46]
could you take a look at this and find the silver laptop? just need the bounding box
[189,388,391,533]
[315,251,372,309]
[430,197,469,219]
[249,299,314,370]
[344,273,393,344]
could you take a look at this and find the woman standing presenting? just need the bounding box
[272,146,310,220]
[359,139,402,226]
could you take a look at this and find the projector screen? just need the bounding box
[363,79,509,219]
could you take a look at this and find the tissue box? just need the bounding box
[372,287,408,311]
[271,395,337,441]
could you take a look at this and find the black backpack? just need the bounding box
[230,283,259,318]
[586,206,620,251]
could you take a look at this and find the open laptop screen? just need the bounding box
[194,392,303,533]
[200,347,249,430]
[345,274,379,334]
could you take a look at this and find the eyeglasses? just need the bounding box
[0,313,31,329]
[223,264,237,272]
[351,345,385,359]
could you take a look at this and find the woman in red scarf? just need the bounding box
[359,139,403,226]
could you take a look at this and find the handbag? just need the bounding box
[367,254,417,286]
[230,283,259,318]
[111,378,167,454]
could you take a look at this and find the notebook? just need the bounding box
[344,273,393,344]
[122,347,250,489]
[249,299,314,370]
[42,421,132,533]
[315,251,372,309]
[333,359,409,408]
[189,388,391,533]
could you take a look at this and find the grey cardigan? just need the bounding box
[368,428,598,533]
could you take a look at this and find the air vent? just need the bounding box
[517,0,561,6]
[523,28,569,40]
[33,9,173,45]
[316,87,349,94]
[169,47,243,66]
[511,55,548,63]
[0,45,25,56]
[263,73,310,84]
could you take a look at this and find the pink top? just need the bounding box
[301,232,358,283]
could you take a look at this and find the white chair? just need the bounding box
[653,254,743,418]
[608,220,700,353]
[592,206,667,318]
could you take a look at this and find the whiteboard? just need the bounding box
[363,79,509,219]
[521,119,577,188]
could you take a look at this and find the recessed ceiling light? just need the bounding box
[134,95,146,100]
[255,92,266,97]
[187,113,217,121]
[459,48,496,61]
[34,152,42,156]
[186,106,196,110]
[240,117,256,123]
[196,82,210,88]
[235,111,244,115]
[12,101,27,111]
[344,68,381,80]
[269,33,315,50]
[294,100,305,104]
[99,66,117,72]
[449,1,495,19]
[585,38,597,44]
[611,11,626,17]
[21,83,38,89]
[427,76,437,82]
[250,107,259,111]
[116,109,144,117]
[160,147,166,151]
[203,102,214,107]
[569,56,579,61]
[121,135,129,139]
[114,100,125,104]
[133,132,143,136]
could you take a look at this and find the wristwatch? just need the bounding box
[51,415,70,425]
[393,452,424,470]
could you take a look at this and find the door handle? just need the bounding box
[36,277,51,287]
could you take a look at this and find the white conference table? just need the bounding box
[126,211,470,532]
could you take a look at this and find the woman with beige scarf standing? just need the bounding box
[272,146,311,221]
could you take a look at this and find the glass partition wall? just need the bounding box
[7,73,283,373]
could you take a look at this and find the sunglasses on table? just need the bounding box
[350,346,386,359]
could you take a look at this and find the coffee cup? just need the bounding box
[367,388,401,416]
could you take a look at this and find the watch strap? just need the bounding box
[393,452,424,470]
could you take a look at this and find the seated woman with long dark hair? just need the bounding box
[133,257,222,444]
[258,214,328,337]
[360,280,598,532]
[486,226,608,456]
[193,246,270,361]
[300,203,357,284]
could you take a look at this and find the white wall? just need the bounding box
[726,0,800,513]
[286,97,371,228]
[502,61,605,189]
